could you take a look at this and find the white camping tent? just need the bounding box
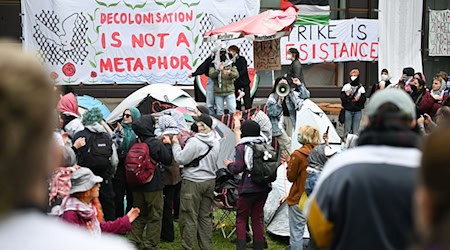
[106,84,197,124]
[291,99,342,152]
[264,163,309,238]
[265,100,340,237]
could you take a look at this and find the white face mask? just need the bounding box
[286,54,292,60]
[350,76,357,81]
[381,75,388,81]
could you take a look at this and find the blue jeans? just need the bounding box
[215,94,236,115]
[344,110,362,136]
[288,204,306,249]
[305,171,319,196]
[206,78,215,115]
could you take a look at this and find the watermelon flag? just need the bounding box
[280,0,330,25]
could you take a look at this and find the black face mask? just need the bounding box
[191,123,198,133]
[220,54,227,62]
[228,53,234,59]
[410,85,418,92]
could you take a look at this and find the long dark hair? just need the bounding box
[271,76,291,94]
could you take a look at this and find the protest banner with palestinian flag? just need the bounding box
[281,0,330,25]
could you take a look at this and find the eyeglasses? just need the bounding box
[123,114,131,118]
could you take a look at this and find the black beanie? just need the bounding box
[241,120,260,138]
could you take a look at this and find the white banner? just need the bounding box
[280,19,379,65]
[429,9,450,56]
[22,0,259,85]
[379,0,423,81]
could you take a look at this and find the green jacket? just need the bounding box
[209,66,239,96]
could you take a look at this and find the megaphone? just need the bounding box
[276,81,291,97]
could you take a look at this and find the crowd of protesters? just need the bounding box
[3,37,450,250]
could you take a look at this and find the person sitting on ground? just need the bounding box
[225,120,271,250]
[59,167,140,235]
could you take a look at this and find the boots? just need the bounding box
[237,240,247,250]
[252,241,266,250]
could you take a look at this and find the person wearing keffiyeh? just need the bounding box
[59,167,140,236]
[226,120,271,250]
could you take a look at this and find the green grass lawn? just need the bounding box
[159,210,289,250]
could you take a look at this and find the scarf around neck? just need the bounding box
[59,197,101,237]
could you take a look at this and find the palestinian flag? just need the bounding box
[281,0,330,25]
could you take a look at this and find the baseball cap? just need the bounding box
[193,113,213,129]
[367,88,416,120]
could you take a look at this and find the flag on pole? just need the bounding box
[280,0,330,25]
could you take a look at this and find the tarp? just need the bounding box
[106,84,197,123]
[378,0,423,81]
[204,7,297,42]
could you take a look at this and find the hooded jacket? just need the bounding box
[306,127,421,250]
[131,115,173,192]
[286,144,314,206]
[172,132,220,182]
[72,123,118,179]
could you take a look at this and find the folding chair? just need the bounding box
[212,189,237,239]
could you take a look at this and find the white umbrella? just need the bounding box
[106,84,197,123]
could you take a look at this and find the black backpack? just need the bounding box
[248,143,279,184]
[83,132,113,170]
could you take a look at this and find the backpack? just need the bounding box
[125,141,157,186]
[248,143,279,184]
[84,133,113,169]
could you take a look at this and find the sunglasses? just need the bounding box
[123,114,131,118]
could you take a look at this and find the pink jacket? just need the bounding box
[61,211,132,234]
